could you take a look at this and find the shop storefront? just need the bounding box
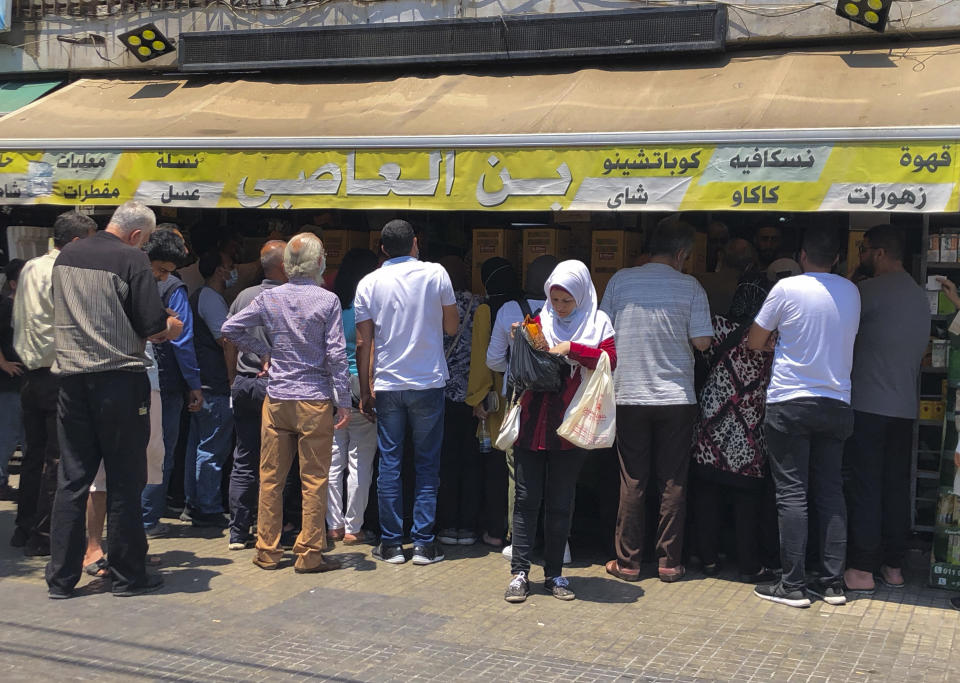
[1,41,959,587]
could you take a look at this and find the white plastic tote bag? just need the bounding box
[557,352,616,450]
[495,395,523,452]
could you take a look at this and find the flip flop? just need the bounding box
[876,575,905,589]
[83,557,109,577]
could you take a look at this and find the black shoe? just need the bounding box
[0,483,18,501]
[544,576,576,601]
[741,567,779,584]
[504,572,530,603]
[754,581,811,608]
[279,528,299,549]
[10,527,28,548]
[113,573,164,597]
[412,542,444,565]
[807,579,847,605]
[190,512,229,529]
[373,543,406,564]
[702,562,720,577]
[950,596,960,611]
[23,538,50,557]
[48,587,73,600]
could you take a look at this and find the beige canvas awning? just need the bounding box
[0,40,958,149]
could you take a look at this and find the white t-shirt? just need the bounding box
[754,272,860,405]
[354,256,456,392]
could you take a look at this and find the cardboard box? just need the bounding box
[682,232,708,275]
[368,231,381,255]
[472,228,521,293]
[322,230,370,267]
[929,234,942,263]
[941,234,959,263]
[591,230,644,298]
[522,228,570,283]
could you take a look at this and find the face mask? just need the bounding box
[224,267,239,289]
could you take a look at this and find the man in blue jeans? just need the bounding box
[748,225,860,608]
[355,220,458,565]
[140,227,203,537]
[184,249,236,528]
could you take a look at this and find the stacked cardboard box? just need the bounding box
[471,228,521,293]
[322,230,370,268]
[521,227,570,283]
[590,230,644,298]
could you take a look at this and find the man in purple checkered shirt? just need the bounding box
[222,233,350,574]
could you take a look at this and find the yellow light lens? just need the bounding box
[844,2,860,15]
[864,10,880,22]
[138,46,152,57]
[152,40,166,51]
[867,0,883,9]
[127,36,142,46]
[142,30,156,40]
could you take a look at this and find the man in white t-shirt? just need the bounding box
[748,225,860,608]
[355,220,458,566]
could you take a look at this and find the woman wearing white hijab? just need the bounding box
[504,260,616,604]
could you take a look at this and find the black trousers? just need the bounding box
[764,397,853,590]
[228,375,267,542]
[481,449,508,539]
[691,475,780,575]
[15,368,60,547]
[46,371,151,593]
[511,447,586,579]
[438,400,482,532]
[843,410,913,573]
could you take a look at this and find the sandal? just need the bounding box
[658,565,686,583]
[342,530,375,545]
[605,559,641,582]
[326,528,345,542]
[482,532,504,548]
[83,557,109,578]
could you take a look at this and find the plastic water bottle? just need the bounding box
[478,418,492,453]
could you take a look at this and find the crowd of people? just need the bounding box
[0,203,951,608]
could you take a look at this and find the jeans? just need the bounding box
[0,390,23,480]
[47,371,150,594]
[511,447,586,579]
[327,406,378,534]
[141,391,185,528]
[375,388,444,545]
[764,397,854,590]
[437,400,482,532]
[16,368,60,545]
[185,393,234,515]
[228,376,267,542]
[843,410,913,573]
[613,404,699,570]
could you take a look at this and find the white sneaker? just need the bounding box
[502,544,513,560]
[563,541,572,565]
[437,529,459,545]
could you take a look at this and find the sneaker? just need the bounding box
[457,529,478,546]
[144,522,170,539]
[807,580,847,606]
[412,542,445,565]
[502,544,513,560]
[504,572,530,603]
[437,528,460,545]
[741,567,779,584]
[113,573,164,597]
[228,539,252,551]
[372,543,406,564]
[48,587,73,600]
[754,581,811,608]
[563,541,571,565]
[545,576,576,601]
[178,509,193,523]
[294,556,342,574]
[190,512,229,529]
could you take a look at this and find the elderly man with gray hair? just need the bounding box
[222,233,350,573]
[46,201,184,599]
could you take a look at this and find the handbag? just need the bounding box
[557,352,616,450]
[507,327,566,394]
[495,391,523,451]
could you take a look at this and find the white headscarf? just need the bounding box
[540,260,614,350]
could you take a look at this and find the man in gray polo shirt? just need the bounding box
[600,216,713,583]
[844,225,929,593]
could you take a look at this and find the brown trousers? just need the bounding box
[614,404,698,571]
[255,396,334,571]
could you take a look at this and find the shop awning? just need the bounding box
[0,42,957,212]
[0,80,63,117]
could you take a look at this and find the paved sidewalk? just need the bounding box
[0,497,957,682]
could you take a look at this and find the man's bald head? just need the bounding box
[260,239,287,282]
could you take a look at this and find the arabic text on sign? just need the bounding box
[731,185,780,207]
[729,148,815,175]
[601,150,702,176]
[898,146,952,174]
